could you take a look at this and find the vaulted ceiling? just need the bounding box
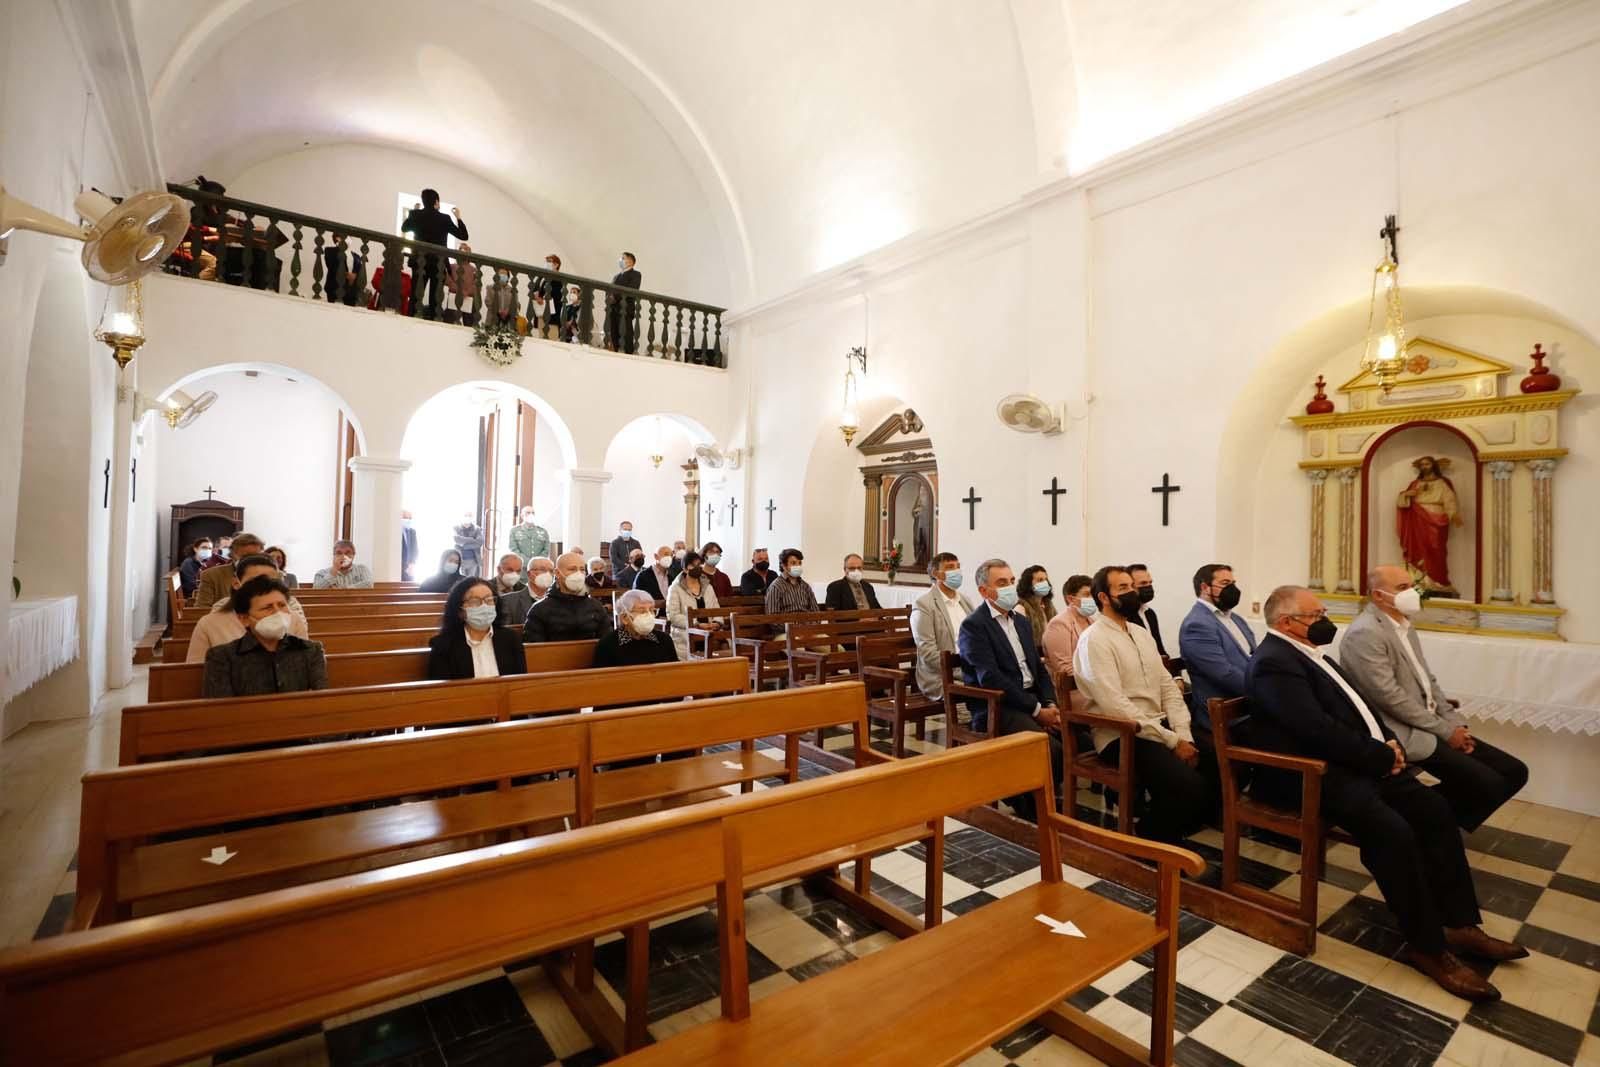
[132,0,1468,305]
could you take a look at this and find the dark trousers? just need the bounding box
[1099,737,1212,844]
[606,298,638,352]
[410,254,446,319]
[988,698,1063,823]
[1417,738,1528,832]
[1325,770,1481,954]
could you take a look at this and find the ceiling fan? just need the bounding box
[133,389,218,429]
[0,184,188,284]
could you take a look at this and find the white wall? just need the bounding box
[601,418,701,557]
[228,144,568,269]
[151,370,344,583]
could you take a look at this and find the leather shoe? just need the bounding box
[1400,947,1501,1001]
[1446,925,1530,962]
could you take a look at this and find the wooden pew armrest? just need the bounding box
[1224,746,1327,777]
[788,648,828,687]
[948,682,1003,739]
[1044,811,1206,878]
[860,665,907,701]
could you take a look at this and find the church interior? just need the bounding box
[3,0,1599,1063]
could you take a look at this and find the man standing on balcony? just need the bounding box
[401,189,469,321]
[607,252,641,353]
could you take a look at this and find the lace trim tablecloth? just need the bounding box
[2,596,79,702]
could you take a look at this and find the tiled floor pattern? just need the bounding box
[21,718,1600,1065]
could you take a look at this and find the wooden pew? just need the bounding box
[856,633,942,757]
[785,611,913,689]
[75,683,876,929]
[729,607,910,691]
[683,602,768,659]
[163,626,441,664]
[1053,668,1139,832]
[169,610,444,644]
[1,733,1202,1067]
[145,634,585,703]
[122,657,750,765]
[164,571,183,633]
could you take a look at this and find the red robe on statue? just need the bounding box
[1396,475,1457,590]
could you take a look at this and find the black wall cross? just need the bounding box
[1042,477,1067,526]
[963,486,982,531]
[131,459,137,503]
[704,502,715,528]
[765,499,777,531]
[203,485,218,501]
[102,459,111,509]
[727,497,739,525]
[1151,473,1182,527]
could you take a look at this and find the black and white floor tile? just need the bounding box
[32,726,1600,1066]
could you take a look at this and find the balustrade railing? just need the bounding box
[162,183,726,367]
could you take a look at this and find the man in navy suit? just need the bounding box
[1178,563,1257,736]
[1246,585,1524,1003]
[957,558,1062,820]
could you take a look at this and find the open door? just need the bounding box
[334,413,358,540]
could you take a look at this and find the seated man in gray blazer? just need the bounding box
[1341,565,1527,831]
[910,551,974,702]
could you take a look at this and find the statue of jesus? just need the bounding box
[1396,455,1462,595]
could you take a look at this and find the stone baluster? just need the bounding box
[311,230,325,300]
[288,223,304,296]
[576,285,595,346]
[379,238,403,312]
[711,312,723,367]
[357,236,372,306]
[1486,461,1516,601]
[647,300,661,357]
[1335,467,1360,592]
[1305,469,1329,590]
[1529,458,1558,603]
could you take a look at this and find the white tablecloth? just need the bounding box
[3,596,79,702]
[1235,615,1600,736]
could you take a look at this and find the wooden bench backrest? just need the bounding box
[587,682,869,765]
[170,610,444,642]
[122,657,751,763]
[858,632,918,671]
[147,635,588,702]
[786,616,912,649]
[730,607,910,643]
[165,627,443,663]
[165,571,183,627]
[0,811,729,1066]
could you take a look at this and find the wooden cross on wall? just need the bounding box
[727,497,739,525]
[1151,473,1181,527]
[765,499,777,531]
[1042,477,1066,526]
[203,485,218,501]
[963,486,982,531]
[102,460,111,509]
[704,502,715,528]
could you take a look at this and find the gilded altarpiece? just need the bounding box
[856,410,938,581]
[1294,338,1577,638]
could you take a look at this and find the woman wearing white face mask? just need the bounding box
[202,576,328,697]
[1041,574,1096,714]
[595,589,678,667]
[698,541,734,600]
[419,549,464,593]
[426,577,528,680]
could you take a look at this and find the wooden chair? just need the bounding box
[1210,696,1341,949]
[1054,669,1138,833]
[785,612,912,690]
[938,650,1001,747]
[857,634,942,757]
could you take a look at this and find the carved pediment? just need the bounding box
[857,409,930,455]
[1338,338,1513,409]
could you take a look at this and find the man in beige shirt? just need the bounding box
[1073,565,1210,843]
[186,553,310,662]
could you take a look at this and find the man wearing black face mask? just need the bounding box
[1246,585,1522,1002]
[1125,564,1170,658]
[1179,564,1258,739]
[738,548,776,597]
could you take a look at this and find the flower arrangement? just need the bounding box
[470,320,524,367]
[886,542,904,584]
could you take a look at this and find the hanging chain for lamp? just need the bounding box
[1360,214,1406,395]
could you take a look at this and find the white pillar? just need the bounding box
[104,386,136,688]
[561,467,613,561]
[347,456,412,581]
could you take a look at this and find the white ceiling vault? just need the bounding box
[132,0,1469,306]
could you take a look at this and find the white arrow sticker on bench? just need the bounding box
[202,846,237,866]
[1034,914,1085,937]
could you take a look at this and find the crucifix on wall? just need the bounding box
[727,497,739,525]
[765,499,777,531]
[1151,473,1182,527]
[963,486,982,531]
[704,502,715,528]
[1042,477,1066,526]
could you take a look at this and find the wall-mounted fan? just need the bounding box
[134,389,218,429]
[995,394,1064,436]
[0,184,188,284]
[693,444,744,470]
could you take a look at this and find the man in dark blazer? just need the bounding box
[606,251,642,353]
[322,233,365,306]
[738,548,776,597]
[1178,563,1257,735]
[957,558,1062,821]
[824,553,881,611]
[1127,563,1170,658]
[1246,585,1524,1003]
[631,545,674,611]
[400,189,468,320]
[609,521,641,577]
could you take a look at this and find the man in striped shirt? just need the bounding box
[764,548,819,614]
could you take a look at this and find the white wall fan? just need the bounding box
[995,394,1064,436]
[693,444,745,470]
[134,389,217,429]
[0,184,188,283]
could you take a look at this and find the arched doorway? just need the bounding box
[601,414,715,561]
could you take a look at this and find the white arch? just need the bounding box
[400,380,579,471]
[153,361,370,456]
[147,0,755,300]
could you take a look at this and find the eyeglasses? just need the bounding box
[462,596,495,608]
[1287,610,1329,622]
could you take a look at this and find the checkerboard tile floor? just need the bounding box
[31,727,1600,1066]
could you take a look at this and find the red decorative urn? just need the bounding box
[1305,375,1335,415]
[1520,343,1561,394]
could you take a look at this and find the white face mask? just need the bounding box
[532,571,554,591]
[521,513,535,524]
[196,548,213,561]
[500,571,522,587]
[562,571,587,594]
[629,612,656,636]
[335,554,354,570]
[1391,587,1423,616]
[787,564,804,579]
[253,610,292,641]
[657,555,672,568]
[464,604,498,630]
[443,560,460,575]
[620,526,632,537]
[847,569,864,582]
[674,549,686,560]
[705,553,721,567]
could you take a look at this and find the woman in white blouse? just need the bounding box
[666,550,722,660]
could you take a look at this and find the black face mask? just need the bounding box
[1214,584,1242,612]
[1136,585,1156,604]
[1307,617,1338,646]
[1113,591,1142,618]
[629,557,644,568]
[754,560,770,572]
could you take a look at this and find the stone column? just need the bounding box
[1486,460,1516,601]
[561,467,613,563]
[682,460,700,548]
[1336,467,1361,592]
[1529,458,1558,604]
[862,473,882,565]
[1306,469,1329,591]
[346,457,412,581]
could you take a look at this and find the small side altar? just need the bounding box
[3,596,79,702]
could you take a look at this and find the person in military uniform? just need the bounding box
[508,506,551,565]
